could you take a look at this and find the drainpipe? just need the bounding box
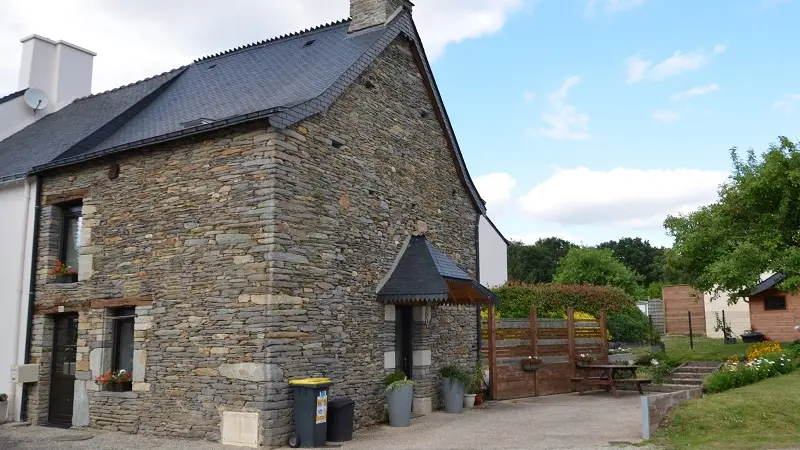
[475,213,481,360]
[10,178,32,422]
[21,175,42,421]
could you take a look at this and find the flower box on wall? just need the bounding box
[54,273,78,284]
[106,382,132,393]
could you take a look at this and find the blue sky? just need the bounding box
[434,0,800,247]
[1,0,798,247]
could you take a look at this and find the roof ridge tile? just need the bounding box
[194,18,350,63]
[73,66,188,103]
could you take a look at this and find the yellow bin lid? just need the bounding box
[289,377,332,386]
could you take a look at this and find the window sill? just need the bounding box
[49,282,80,288]
[94,391,136,399]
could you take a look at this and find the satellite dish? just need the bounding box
[23,88,49,113]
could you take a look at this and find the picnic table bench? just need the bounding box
[570,364,652,397]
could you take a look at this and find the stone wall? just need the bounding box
[259,38,478,445]
[28,36,479,447]
[641,388,703,439]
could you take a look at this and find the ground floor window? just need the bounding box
[112,308,135,373]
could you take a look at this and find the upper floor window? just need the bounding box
[764,295,787,311]
[59,203,82,272]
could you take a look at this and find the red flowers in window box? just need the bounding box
[49,260,78,283]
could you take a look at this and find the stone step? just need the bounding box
[670,378,704,386]
[670,372,706,380]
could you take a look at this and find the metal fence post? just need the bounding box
[688,311,694,349]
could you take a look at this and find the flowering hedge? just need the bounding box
[491,282,635,318]
[705,352,796,394]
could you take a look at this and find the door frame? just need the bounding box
[48,313,79,427]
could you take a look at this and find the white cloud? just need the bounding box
[653,109,680,123]
[625,45,725,83]
[529,75,591,141]
[517,167,727,229]
[508,231,583,245]
[774,94,800,113]
[586,0,645,15]
[0,0,524,93]
[474,172,517,215]
[523,91,536,101]
[624,57,652,83]
[671,83,719,102]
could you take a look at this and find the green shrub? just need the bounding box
[383,371,408,387]
[607,307,650,343]
[492,282,635,319]
[635,352,681,384]
[704,353,796,394]
[786,340,800,359]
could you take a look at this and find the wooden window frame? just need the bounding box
[58,202,83,266]
[764,295,787,311]
[111,307,136,372]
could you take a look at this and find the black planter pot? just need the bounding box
[724,337,738,345]
[521,364,541,373]
[54,273,78,283]
[741,333,765,344]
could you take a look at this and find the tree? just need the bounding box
[665,137,800,297]
[553,247,642,296]
[597,237,666,285]
[508,237,575,284]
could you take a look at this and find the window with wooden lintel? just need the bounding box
[58,202,83,273]
[764,295,787,311]
[111,307,135,373]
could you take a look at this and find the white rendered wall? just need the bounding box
[0,96,39,142]
[704,292,751,338]
[0,179,35,421]
[478,215,507,288]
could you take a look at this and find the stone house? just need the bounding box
[1,0,503,447]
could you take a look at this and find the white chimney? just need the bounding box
[18,35,95,111]
[349,0,413,34]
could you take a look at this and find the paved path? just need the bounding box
[0,392,645,450]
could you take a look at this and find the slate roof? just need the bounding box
[750,272,787,296]
[0,89,24,106]
[0,70,183,182]
[376,235,499,305]
[0,11,486,214]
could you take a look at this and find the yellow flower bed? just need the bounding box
[747,341,782,361]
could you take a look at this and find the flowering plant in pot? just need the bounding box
[95,369,132,392]
[384,371,415,427]
[575,354,594,367]
[473,361,486,405]
[521,356,543,372]
[49,260,77,283]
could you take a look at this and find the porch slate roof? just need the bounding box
[376,235,499,305]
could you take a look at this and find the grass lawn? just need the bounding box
[651,370,800,449]
[633,335,751,363]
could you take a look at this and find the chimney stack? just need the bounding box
[349,0,413,34]
[18,35,96,111]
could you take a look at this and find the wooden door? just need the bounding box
[395,306,413,379]
[48,314,78,427]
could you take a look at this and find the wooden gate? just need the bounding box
[482,307,608,400]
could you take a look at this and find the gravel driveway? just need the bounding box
[0,392,644,450]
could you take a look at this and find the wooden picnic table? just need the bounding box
[571,364,651,397]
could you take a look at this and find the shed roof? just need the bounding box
[750,272,787,296]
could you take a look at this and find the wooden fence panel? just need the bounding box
[482,308,608,400]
